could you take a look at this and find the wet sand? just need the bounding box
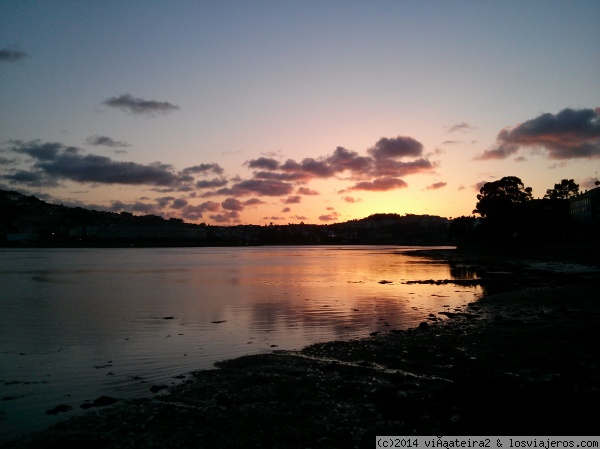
[2,250,599,448]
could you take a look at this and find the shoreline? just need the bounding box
[2,251,599,448]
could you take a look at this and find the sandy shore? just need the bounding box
[2,250,599,448]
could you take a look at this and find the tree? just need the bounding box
[543,179,579,200]
[471,176,534,247]
[473,176,533,219]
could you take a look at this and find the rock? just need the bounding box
[163,316,174,320]
[418,321,429,329]
[211,320,226,324]
[46,404,72,415]
[80,396,119,409]
[150,385,169,393]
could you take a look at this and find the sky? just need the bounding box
[1,1,599,225]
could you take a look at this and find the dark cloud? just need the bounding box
[368,136,423,160]
[38,154,182,186]
[15,140,65,160]
[171,198,188,209]
[477,108,600,160]
[426,182,447,190]
[297,187,319,195]
[109,200,162,215]
[221,197,244,211]
[243,136,433,193]
[2,140,195,189]
[446,122,476,133]
[253,171,307,181]
[283,195,301,204]
[209,211,240,223]
[246,157,280,170]
[156,196,176,208]
[183,163,224,175]
[319,212,339,222]
[281,207,291,213]
[280,158,335,178]
[325,147,373,172]
[4,170,59,187]
[180,201,220,221]
[0,49,28,62]
[215,179,295,197]
[243,198,267,206]
[195,178,228,189]
[373,158,436,178]
[344,196,361,203]
[474,145,519,160]
[102,94,180,116]
[473,181,487,192]
[86,135,131,148]
[351,177,408,191]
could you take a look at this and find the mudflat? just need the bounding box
[3,250,599,448]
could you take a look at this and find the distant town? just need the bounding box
[0,188,452,247]
[1,182,598,248]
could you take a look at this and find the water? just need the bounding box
[0,246,482,439]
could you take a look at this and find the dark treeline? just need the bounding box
[0,189,451,247]
[450,176,600,252]
[1,177,598,249]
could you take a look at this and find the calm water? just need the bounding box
[0,246,481,439]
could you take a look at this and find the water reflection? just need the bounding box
[0,246,481,439]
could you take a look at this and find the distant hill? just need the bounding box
[0,188,451,247]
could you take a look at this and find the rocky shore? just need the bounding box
[2,250,599,448]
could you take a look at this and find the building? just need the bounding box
[570,186,600,223]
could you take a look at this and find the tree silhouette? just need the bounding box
[473,176,532,219]
[543,179,579,200]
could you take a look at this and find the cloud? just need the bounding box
[183,163,224,175]
[350,177,408,191]
[319,212,339,222]
[195,178,228,189]
[473,181,487,192]
[426,182,447,190]
[243,198,267,206]
[368,136,423,160]
[446,122,476,133]
[86,135,131,148]
[171,198,188,209]
[1,140,205,190]
[373,158,436,178]
[344,196,361,203]
[156,196,176,208]
[214,179,295,197]
[209,211,240,223]
[253,171,307,181]
[280,158,335,178]
[246,136,433,192]
[281,207,291,213]
[102,94,180,116]
[221,197,244,211]
[246,157,280,170]
[477,108,600,160]
[0,49,28,62]
[297,187,319,195]
[325,147,373,172]
[283,195,301,204]
[179,201,220,221]
[109,200,162,215]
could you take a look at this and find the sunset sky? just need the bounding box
[1,1,599,225]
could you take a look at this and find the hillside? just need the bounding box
[0,189,451,247]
